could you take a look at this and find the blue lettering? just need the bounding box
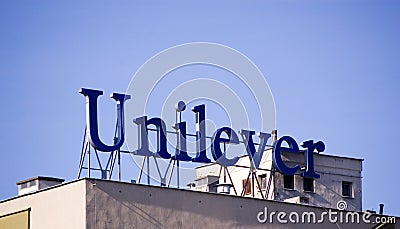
[133,116,171,159]
[211,127,240,166]
[240,130,271,169]
[192,104,211,163]
[79,88,131,152]
[273,136,301,175]
[301,140,325,178]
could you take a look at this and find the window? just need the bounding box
[259,174,267,189]
[284,175,294,190]
[300,196,309,204]
[29,180,37,187]
[342,181,353,197]
[303,178,314,192]
[242,178,252,195]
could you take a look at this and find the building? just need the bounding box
[0,126,396,228]
[16,176,65,196]
[195,148,363,211]
[0,178,398,229]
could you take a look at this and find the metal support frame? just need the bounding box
[77,116,275,199]
[77,122,122,180]
[218,164,238,196]
[264,168,275,200]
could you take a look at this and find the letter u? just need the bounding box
[79,88,131,152]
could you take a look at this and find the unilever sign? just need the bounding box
[80,43,325,179]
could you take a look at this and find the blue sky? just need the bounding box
[1,0,399,215]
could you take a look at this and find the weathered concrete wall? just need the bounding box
[0,180,86,229]
[277,152,362,211]
[0,178,397,228]
[195,149,363,211]
[86,178,397,229]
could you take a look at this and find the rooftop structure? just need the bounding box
[195,149,363,211]
[16,176,64,196]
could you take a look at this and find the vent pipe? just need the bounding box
[379,203,384,215]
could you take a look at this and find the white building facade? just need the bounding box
[195,148,363,211]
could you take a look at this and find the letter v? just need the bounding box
[240,130,271,169]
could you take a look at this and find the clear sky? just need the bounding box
[1,0,399,216]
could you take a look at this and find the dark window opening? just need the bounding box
[284,175,294,190]
[303,177,314,192]
[259,174,267,189]
[342,181,353,197]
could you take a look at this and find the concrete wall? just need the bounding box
[86,178,397,229]
[196,149,363,211]
[1,178,397,228]
[0,180,86,229]
[195,151,275,199]
[276,152,362,211]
